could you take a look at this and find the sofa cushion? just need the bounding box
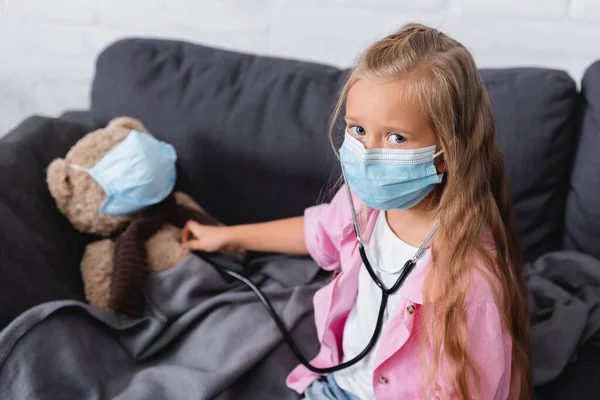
[564,61,600,259]
[0,117,90,330]
[90,38,578,261]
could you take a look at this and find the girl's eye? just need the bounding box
[388,133,406,145]
[349,125,366,136]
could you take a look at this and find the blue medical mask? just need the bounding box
[69,130,177,216]
[339,132,444,210]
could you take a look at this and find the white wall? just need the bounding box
[1,0,599,136]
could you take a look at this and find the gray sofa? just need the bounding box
[1,38,599,399]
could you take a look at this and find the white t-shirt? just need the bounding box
[333,211,418,400]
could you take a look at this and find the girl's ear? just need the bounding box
[47,158,73,211]
[435,152,446,174]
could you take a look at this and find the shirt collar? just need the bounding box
[363,209,432,305]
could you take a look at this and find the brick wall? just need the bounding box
[1,0,599,135]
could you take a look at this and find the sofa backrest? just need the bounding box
[91,38,581,262]
[564,61,600,260]
[479,68,578,261]
[92,39,346,228]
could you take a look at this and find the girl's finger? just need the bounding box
[181,222,194,243]
[181,239,203,251]
[182,220,202,242]
[188,221,204,236]
[181,225,189,243]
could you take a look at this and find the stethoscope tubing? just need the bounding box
[199,232,423,374]
[196,168,437,374]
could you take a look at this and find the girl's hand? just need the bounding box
[181,220,238,253]
[182,216,306,255]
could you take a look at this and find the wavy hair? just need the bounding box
[328,23,530,399]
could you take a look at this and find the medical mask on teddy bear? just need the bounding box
[68,130,177,216]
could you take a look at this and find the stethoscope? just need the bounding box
[201,168,438,374]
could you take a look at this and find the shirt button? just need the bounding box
[379,376,389,384]
[406,304,416,314]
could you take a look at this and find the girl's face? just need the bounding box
[344,77,445,174]
[345,78,439,150]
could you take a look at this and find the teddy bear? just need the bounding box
[46,117,228,317]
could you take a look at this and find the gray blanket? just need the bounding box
[529,251,600,386]
[0,253,323,400]
[2,250,600,398]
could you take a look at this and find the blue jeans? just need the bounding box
[303,375,360,400]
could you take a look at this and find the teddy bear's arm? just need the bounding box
[81,239,116,312]
[173,192,221,226]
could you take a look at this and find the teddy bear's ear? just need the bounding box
[46,158,73,210]
[107,116,148,133]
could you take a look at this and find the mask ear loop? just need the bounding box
[67,164,89,172]
[433,148,445,183]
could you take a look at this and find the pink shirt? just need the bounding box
[286,185,515,399]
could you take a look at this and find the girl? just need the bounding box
[182,23,530,400]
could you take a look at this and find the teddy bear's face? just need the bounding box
[47,126,134,236]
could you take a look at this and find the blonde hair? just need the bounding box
[329,23,531,399]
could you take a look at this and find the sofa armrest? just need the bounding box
[0,116,92,331]
[60,110,93,127]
